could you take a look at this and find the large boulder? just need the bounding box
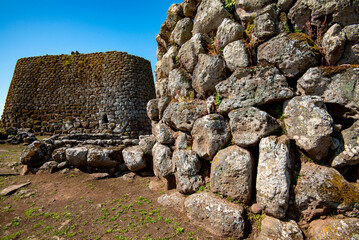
[192,54,226,98]
[147,99,160,121]
[235,0,274,24]
[160,46,179,76]
[252,5,279,43]
[257,136,293,219]
[295,163,359,220]
[284,96,333,162]
[139,135,156,155]
[162,100,207,132]
[215,18,245,50]
[157,191,186,213]
[210,146,254,204]
[183,0,199,18]
[223,40,250,72]
[152,143,174,179]
[163,3,184,33]
[185,192,246,238]
[170,18,193,46]
[168,68,194,101]
[191,114,231,161]
[332,120,359,168]
[309,218,359,240]
[256,216,304,240]
[297,66,359,119]
[321,24,346,65]
[257,33,319,78]
[288,0,359,32]
[122,145,147,172]
[52,147,67,163]
[173,150,203,194]
[216,65,293,114]
[228,107,280,147]
[153,123,175,145]
[87,147,123,168]
[192,0,230,34]
[344,24,359,42]
[20,141,52,167]
[178,33,210,73]
[65,147,89,168]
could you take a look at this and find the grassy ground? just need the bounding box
[0,142,223,240]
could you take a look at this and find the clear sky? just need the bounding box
[0,0,180,117]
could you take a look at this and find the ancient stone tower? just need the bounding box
[1,51,155,137]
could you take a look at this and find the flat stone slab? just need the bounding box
[1,182,31,196]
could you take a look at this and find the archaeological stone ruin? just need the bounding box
[1,0,359,239]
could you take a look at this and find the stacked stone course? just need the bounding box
[1,51,155,138]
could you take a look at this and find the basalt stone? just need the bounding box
[160,46,179,76]
[322,24,346,65]
[228,107,280,147]
[87,147,123,168]
[183,0,198,18]
[139,135,156,155]
[173,150,203,194]
[152,142,174,179]
[309,218,359,240]
[122,145,147,172]
[338,42,359,65]
[295,163,359,220]
[162,100,207,132]
[258,33,319,79]
[185,192,246,238]
[174,131,192,150]
[20,141,52,167]
[215,18,245,50]
[192,0,230,34]
[223,40,250,72]
[153,123,175,145]
[192,54,226,98]
[288,0,359,33]
[147,99,160,121]
[178,33,210,73]
[343,24,359,42]
[65,147,89,168]
[235,0,274,24]
[257,136,293,219]
[158,191,186,212]
[164,4,184,33]
[168,68,194,100]
[210,146,254,204]
[216,65,293,114]
[52,148,67,163]
[284,96,333,162]
[297,66,359,119]
[257,216,304,240]
[191,114,231,161]
[332,120,359,168]
[170,18,193,46]
[252,7,278,44]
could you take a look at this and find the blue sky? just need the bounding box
[0,0,180,117]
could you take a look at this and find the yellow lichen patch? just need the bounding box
[288,32,321,56]
[321,173,359,207]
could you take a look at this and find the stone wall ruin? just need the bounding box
[1,51,155,138]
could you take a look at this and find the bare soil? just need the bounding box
[0,142,223,240]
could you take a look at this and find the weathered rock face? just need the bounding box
[138,135,156,155]
[192,0,230,34]
[284,96,333,162]
[257,216,304,240]
[157,191,186,212]
[152,143,173,179]
[297,66,359,119]
[216,66,293,114]
[20,141,52,167]
[122,146,147,172]
[173,150,203,194]
[162,100,207,132]
[288,0,359,32]
[185,192,246,238]
[178,33,210,73]
[151,0,359,236]
[295,163,359,220]
[223,40,250,72]
[191,114,231,161]
[87,147,123,168]
[65,147,89,168]
[257,136,293,219]
[228,107,280,147]
[332,120,359,168]
[215,18,244,50]
[210,146,253,204]
[309,218,359,240]
[258,33,319,78]
[192,54,226,98]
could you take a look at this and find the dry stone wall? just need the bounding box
[1,51,155,137]
[147,0,359,238]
